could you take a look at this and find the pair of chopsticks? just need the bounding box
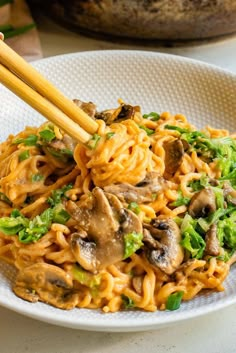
[0,39,98,143]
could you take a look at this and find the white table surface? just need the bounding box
[2,15,236,353]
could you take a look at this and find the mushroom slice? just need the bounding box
[13,263,77,309]
[104,172,167,203]
[67,187,120,240]
[204,224,220,256]
[119,208,143,235]
[223,181,236,205]
[163,139,184,178]
[73,99,97,119]
[143,218,184,275]
[71,233,97,272]
[67,187,143,272]
[188,187,216,218]
[96,104,139,125]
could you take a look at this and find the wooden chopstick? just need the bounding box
[0,63,91,144]
[0,40,98,140]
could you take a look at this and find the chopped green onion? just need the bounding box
[19,150,30,162]
[143,112,160,121]
[31,174,44,182]
[4,23,36,39]
[72,264,101,288]
[170,190,190,207]
[11,209,22,218]
[121,294,135,309]
[166,291,184,311]
[0,0,13,7]
[123,232,143,259]
[52,205,70,224]
[139,125,154,136]
[39,129,56,142]
[0,24,13,32]
[128,202,141,215]
[13,134,38,146]
[47,184,73,207]
[106,132,115,140]
[60,148,73,156]
[188,174,209,192]
[87,134,101,149]
[164,125,189,134]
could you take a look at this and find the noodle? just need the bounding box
[0,100,235,313]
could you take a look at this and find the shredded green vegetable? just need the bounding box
[123,232,143,259]
[128,202,141,215]
[0,186,72,243]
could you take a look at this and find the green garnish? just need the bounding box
[123,232,143,259]
[220,169,236,181]
[87,134,101,149]
[52,205,70,224]
[0,189,71,243]
[13,134,38,146]
[128,202,141,215]
[19,150,30,162]
[170,190,190,207]
[139,125,155,136]
[166,291,184,311]
[121,294,135,309]
[180,214,206,259]
[18,208,54,244]
[0,213,28,235]
[164,125,189,134]
[47,184,73,207]
[106,132,115,140]
[39,129,56,142]
[143,112,160,121]
[3,23,36,39]
[31,174,44,182]
[72,264,101,288]
[0,24,13,32]
[45,147,73,161]
[188,174,209,192]
[217,211,236,249]
[0,0,13,7]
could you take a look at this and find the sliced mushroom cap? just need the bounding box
[188,187,216,218]
[143,218,184,275]
[67,187,143,272]
[73,99,97,119]
[96,104,139,125]
[163,139,184,178]
[223,181,236,205]
[204,224,220,256]
[71,233,97,272]
[104,172,168,203]
[13,263,77,309]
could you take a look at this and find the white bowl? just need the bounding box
[0,50,236,332]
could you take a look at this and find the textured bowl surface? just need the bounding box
[0,51,236,331]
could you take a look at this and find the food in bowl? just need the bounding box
[0,99,235,312]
